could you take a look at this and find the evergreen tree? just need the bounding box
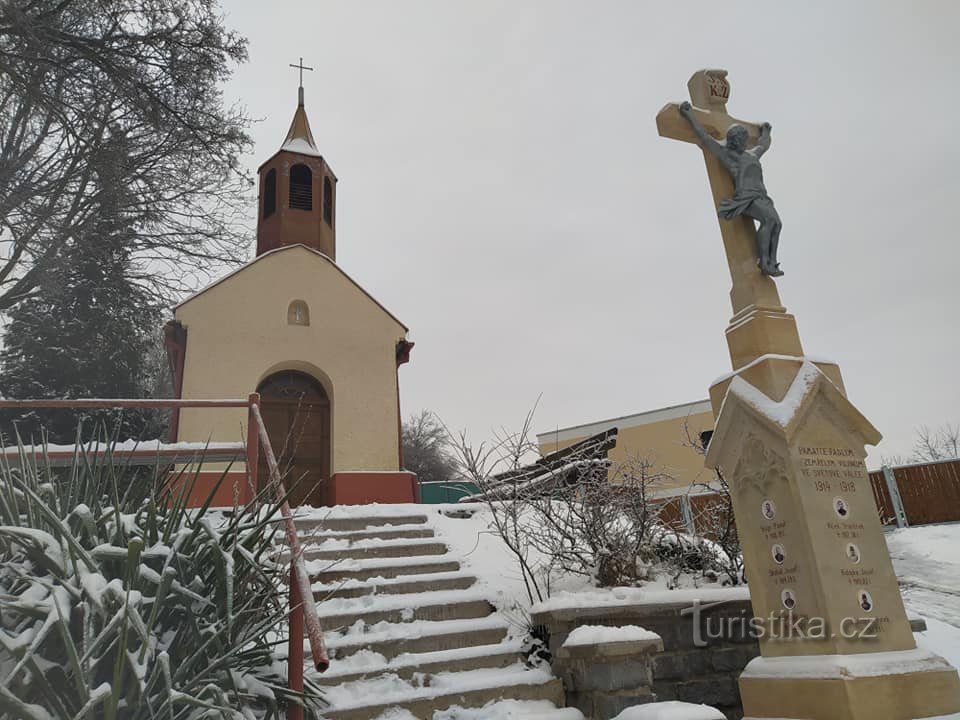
[0,128,165,444]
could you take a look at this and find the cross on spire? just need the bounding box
[289,57,314,106]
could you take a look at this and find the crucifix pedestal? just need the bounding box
[658,69,960,720]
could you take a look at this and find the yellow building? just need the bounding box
[165,83,416,507]
[536,400,716,492]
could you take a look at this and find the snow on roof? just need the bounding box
[280,136,323,157]
[537,399,711,445]
[172,244,408,331]
[280,101,320,155]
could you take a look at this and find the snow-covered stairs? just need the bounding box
[295,509,567,719]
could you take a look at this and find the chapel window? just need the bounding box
[288,300,310,326]
[323,176,333,225]
[289,164,312,210]
[263,168,277,218]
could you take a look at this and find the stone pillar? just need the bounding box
[552,627,663,719]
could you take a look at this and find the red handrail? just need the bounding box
[249,401,329,671]
[0,394,329,713]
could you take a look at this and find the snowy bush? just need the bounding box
[0,433,319,718]
[451,412,745,599]
[649,525,743,587]
[450,410,677,595]
[517,456,669,589]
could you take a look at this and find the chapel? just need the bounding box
[164,81,416,507]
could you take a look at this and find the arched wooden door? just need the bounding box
[256,371,330,506]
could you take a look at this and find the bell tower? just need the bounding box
[256,62,337,260]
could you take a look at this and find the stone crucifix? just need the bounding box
[657,70,785,316]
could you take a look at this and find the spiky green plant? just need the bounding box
[0,424,322,719]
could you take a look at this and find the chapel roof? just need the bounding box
[172,244,408,332]
[280,97,321,157]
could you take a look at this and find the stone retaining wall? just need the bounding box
[531,594,759,719]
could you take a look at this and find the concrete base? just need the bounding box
[740,651,960,720]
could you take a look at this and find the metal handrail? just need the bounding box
[249,400,329,676]
[0,394,329,713]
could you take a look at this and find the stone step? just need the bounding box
[314,571,477,601]
[301,526,435,543]
[326,617,510,662]
[303,540,448,562]
[310,558,461,584]
[318,595,494,630]
[295,514,429,533]
[315,641,524,686]
[318,671,564,720]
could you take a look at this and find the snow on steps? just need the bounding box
[316,639,526,686]
[324,616,512,660]
[295,513,429,533]
[296,507,566,718]
[314,570,477,601]
[317,588,495,628]
[317,664,564,720]
[301,524,436,543]
[310,556,462,584]
[303,537,449,561]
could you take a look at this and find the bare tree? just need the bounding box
[690,468,743,585]
[0,0,252,309]
[913,423,960,463]
[880,452,912,467]
[402,410,458,484]
[682,419,744,585]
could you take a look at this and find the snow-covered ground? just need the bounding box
[884,522,960,674]
[299,504,960,719]
[886,522,960,630]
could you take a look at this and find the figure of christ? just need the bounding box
[679,101,783,277]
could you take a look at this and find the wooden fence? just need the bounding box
[650,457,960,536]
[868,457,960,526]
[651,492,734,540]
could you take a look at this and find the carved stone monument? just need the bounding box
[657,70,960,720]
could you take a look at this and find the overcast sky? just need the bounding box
[218,1,959,467]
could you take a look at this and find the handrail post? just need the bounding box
[249,403,329,673]
[246,393,261,504]
[287,563,306,720]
